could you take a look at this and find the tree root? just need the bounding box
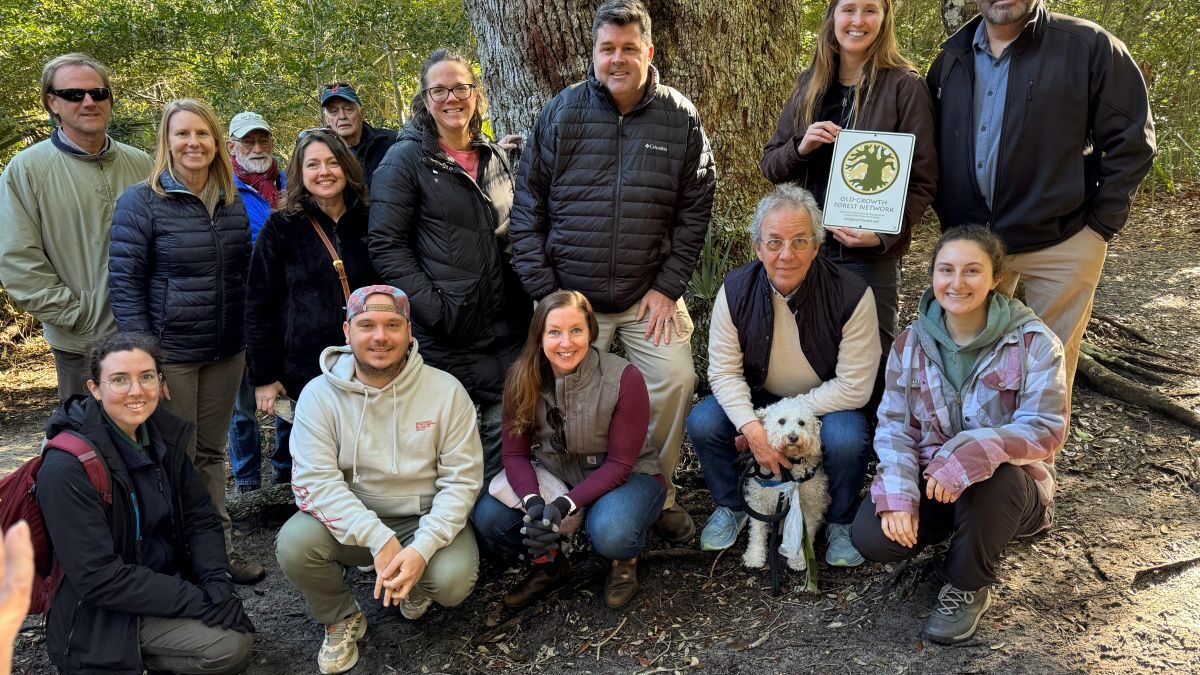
[1080,343,1169,384]
[1090,313,1153,344]
[226,483,296,524]
[1077,353,1200,429]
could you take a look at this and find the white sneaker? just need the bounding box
[318,611,368,674]
[400,588,433,620]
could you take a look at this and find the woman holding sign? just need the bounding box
[761,0,937,347]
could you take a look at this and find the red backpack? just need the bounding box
[0,430,112,615]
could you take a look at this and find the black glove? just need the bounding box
[540,496,572,529]
[521,496,557,559]
[199,584,256,633]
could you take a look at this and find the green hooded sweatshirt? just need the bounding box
[915,288,1039,392]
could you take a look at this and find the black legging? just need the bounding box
[851,463,1045,591]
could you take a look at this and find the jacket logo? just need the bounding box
[644,143,668,154]
[415,420,436,432]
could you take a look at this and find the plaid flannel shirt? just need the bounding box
[870,320,1067,531]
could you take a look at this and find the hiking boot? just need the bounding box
[924,584,992,645]
[654,504,696,544]
[700,506,748,551]
[235,483,260,496]
[604,558,639,609]
[824,523,864,567]
[502,555,571,609]
[228,554,267,585]
[400,588,433,621]
[318,610,368,674]
[272,467,292,485]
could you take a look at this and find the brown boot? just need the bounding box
[604,558,639,609]
[654,504,696,545]
[502,555,571,609]
[229,553,267,585]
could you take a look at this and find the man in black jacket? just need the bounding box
[927,0,1155,402]
[320,82,398,188]
[510,0,716,543]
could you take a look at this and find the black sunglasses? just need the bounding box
[49,87,111,102]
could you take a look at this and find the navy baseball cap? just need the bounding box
[320,82,361,106]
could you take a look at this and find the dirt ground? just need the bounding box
[2,195,1198,675]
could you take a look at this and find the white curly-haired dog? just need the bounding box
[741,396,830,571]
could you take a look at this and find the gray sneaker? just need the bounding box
[700,506,748,551]
[924,584,992,645]
[824,523,865,567]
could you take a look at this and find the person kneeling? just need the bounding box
[852,226,1067,645]
[276,286,482,674]
[473,291,667,610]
[38,333,254,675]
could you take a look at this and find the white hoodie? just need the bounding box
[289,341,483,562]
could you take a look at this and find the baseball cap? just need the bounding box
[320,82,361,107]
[346,285,409,321]
[228,111,271,138]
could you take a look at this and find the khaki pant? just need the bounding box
[275,511,479,625]
[160,353,246,553]
[139,616,253,675]
[593,297,697,509]
[996,226,1108,413]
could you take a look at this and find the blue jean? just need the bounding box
[227,374,262,487]
[226,374,292,486]
[686,393,870,524]
[472,473,666,561]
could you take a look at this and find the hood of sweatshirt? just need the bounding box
[316,339,425,482]
[915,288,1039,391]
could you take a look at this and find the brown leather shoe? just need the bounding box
[604,558,639,609]
[654,504,696,545]
[502,555,571,609]
[229,553,267,585]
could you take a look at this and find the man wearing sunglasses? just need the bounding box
[320,82,397,188]
[0,53,151,400]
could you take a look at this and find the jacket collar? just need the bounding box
[943,1,1047,56]
[50,128,114,163]
[586,64,660,115]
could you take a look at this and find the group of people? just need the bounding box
[0,0,1154,672]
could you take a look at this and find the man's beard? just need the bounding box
[980,0,1036,25]
[234,150,272,174]
[354,352,407,382]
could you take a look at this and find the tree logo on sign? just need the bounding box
[841,140,899,195]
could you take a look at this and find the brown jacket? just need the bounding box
[760,67,938,260]
[531,349,661,490]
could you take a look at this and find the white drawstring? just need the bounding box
[351,388,369,483]
[390,387,399,474]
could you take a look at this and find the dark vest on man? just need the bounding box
[724,257,868,390]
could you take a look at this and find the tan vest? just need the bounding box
[531,349,661,487]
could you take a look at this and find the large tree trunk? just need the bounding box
[463,0,811,220]
[940,0,975,36]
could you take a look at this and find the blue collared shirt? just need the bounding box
[972,21,1014,209]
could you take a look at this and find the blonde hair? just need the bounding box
[148,99,236,205]
[790,0,914,133]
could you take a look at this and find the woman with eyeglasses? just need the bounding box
[37,332,254,675]
[109,99,264,585]
[760,0,937,350]
[369,48,533,483]
[472,290,666,610]
[243,128,379,469]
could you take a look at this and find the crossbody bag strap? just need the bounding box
[308,216,350,302]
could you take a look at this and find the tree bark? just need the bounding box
[462,0,810,220]
[940,0,975,36]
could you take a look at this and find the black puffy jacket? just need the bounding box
[38,397,229,674]
[245,199,380,397]
[510,66,716,314]
[368,123,532,404]
[110,173,251,362]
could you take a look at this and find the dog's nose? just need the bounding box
[787,433,799,444]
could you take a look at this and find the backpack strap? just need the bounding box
[45,431,112,508]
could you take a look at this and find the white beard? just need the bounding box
[234,152,272,174]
